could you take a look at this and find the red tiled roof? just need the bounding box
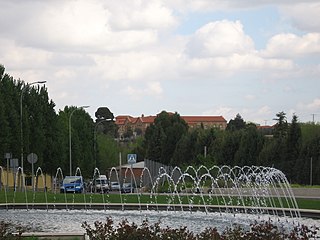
[181,116,227,124]
[257,125,274,129]
[115,115,134,125]
[140,116,156,123]
[115,114,227,126]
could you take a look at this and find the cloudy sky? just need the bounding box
[1,0,319,124]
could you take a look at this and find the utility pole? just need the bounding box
[311,114,317,124]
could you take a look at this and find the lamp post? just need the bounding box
[20,81,46,170]
[69,105,89,176]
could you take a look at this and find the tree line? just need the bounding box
[136,112,320,185]
[1,64,319,185]
[0,65,96,178]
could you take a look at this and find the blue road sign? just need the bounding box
[127,154,137,164]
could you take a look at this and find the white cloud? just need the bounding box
[0,0,168,53]
[280,3,320,32]
[93,49,180,81]
[245,95,256,101]
[306,98,320,111]
[1,0,319,124]
[186,20,255,58]
[147,81,163,95]
[257,106,272,116]
[106,0,178,30]
[262,33,320,58]
[203,106,235,121]
[123,81,163,99]
[183,20,295,78]
[165,0,317,12]
[203,105,276,125]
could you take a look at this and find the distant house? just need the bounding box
[257,125,275,137]
[181,116,227,130]
[115,113,227,139]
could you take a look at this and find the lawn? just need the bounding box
[1,190,319,210]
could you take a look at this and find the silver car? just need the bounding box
[110,181,121,191]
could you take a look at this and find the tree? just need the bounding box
[95,107,117,137]
[295,123,320,184]
[95,107,114,120]
[216,130,242,166]
[144,111,188,165]
[273,111,288,139]
[226,114,246,131]
[57,106,94,178]
[172,129,198,166]
[234,125,264,167]
[286,114,302,181]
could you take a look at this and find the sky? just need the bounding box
[0,0,320,125]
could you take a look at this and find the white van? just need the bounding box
[94,175,109,193]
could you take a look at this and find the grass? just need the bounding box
[1,190,319,210]
[291,184,320,188]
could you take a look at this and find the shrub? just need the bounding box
[0,220,29,239]
[82,218,319,240]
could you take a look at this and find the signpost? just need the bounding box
[10,158,19,191]
[127,154,137,165]
[4,153,12,189]
[127,154,137,193]
[27,153,38,191]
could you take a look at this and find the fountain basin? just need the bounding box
[1,208,320,237]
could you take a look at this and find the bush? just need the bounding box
[82,218,319,240]
[0,220,29,239]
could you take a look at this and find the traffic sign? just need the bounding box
[27,153,38,164]
[127,154,137,164]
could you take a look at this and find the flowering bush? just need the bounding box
[82,218,319,240]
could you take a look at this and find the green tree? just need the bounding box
[273,111,288,139]
[144,124,165,163]
[286,114,302,181]
[96,134,119,172]
[57,106,94,178]
[216,130,242,166]
[234,125,264,167]
[95,107,117,137]
[144,111,188,165]
[172,129,198,166]
[226,113,246,131]
[295,123,320,184]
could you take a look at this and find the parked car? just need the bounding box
[94,175,109,193]
[121,183,135,193]
[110,181,121,191]
[60,176,84,193]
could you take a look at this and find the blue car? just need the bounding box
[60,176,84,193]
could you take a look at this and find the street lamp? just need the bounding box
[20,81,46,170]
[69,105,90,176]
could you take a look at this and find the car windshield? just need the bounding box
[95,179,107,184]
[63,177,82,184]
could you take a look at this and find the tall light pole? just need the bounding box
[69,105,90,176]
[20,81,46,170]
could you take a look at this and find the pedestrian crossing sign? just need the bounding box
[127,154,137,164]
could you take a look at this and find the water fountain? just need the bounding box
[0,165,319,235]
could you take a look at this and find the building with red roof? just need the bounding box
[115,113,227,138]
